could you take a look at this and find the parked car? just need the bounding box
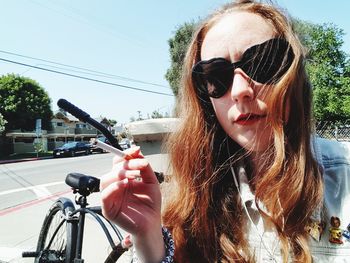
[53,142,91,158]
[119,138,131,150]
[89,136,110,153]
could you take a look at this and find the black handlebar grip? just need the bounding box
[57,98,90,123]
[57,98,122,150]
[22,251,39,257]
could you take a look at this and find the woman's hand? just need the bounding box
[100,146,165,262]
[100,146,161,234]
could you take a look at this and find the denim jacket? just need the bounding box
[241,137,350,262]
[309,137,350,262]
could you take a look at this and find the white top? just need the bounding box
[240,137,350,262]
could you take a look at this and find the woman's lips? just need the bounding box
[234,114,266,126]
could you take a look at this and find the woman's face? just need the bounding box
[200,11,276,152]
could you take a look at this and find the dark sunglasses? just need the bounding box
[192,38,294,98]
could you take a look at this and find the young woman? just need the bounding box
[100,1,350,262]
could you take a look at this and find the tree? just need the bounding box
[165,19,350,122]
[151,110,164,119]
[0,74,53,131]
[294,21,350,122]
[0,113,7,133]
[100,116,111,126]
[129,109,169,122]
[98,116,117,132]
[108,119,117,126]
[165,22,197,96]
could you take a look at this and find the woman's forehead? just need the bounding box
[201,11,276,61]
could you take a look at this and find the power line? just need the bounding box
[29,0,150,50]
[0,49,170,89]
[0,57,174,97]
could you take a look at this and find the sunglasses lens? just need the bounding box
[243,38,294,83]
[207,68,233,98]
[192,59,233,98]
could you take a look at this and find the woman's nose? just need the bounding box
[230,69,254,103]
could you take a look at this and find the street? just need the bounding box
[0,152,168,263]
[0,153,112,211]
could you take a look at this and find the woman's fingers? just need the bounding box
[100,169,141,190]
[123,158,158,184]
[101,157,154,190]
[101,145,158,202]
[101,178,128,220]
[112,146,142,164]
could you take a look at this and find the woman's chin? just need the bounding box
[233,136,272,153]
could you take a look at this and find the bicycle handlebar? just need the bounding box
[57,98,122,150]
[57,99,165,184]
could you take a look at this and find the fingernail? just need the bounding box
[126,170,141,179]
[138,159,148,166]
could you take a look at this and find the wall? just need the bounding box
[13,142,35,154]
[127,118,178,155]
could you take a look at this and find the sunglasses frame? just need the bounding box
[192,38,294,98]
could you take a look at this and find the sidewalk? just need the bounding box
[0,156,52,165]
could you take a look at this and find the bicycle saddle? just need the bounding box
[65,172,100,196]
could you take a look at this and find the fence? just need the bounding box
[315,121,350,141]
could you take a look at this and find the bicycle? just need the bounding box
[22,172,128,263]
[22,98,165,262]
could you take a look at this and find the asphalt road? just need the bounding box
[0,152,168,263]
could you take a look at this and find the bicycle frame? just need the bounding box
[50,196,124,262]
[68,195,124,262]
[23,195,125,263]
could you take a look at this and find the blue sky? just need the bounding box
[1,0,349,124]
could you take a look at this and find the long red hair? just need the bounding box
[163,1,323,262]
